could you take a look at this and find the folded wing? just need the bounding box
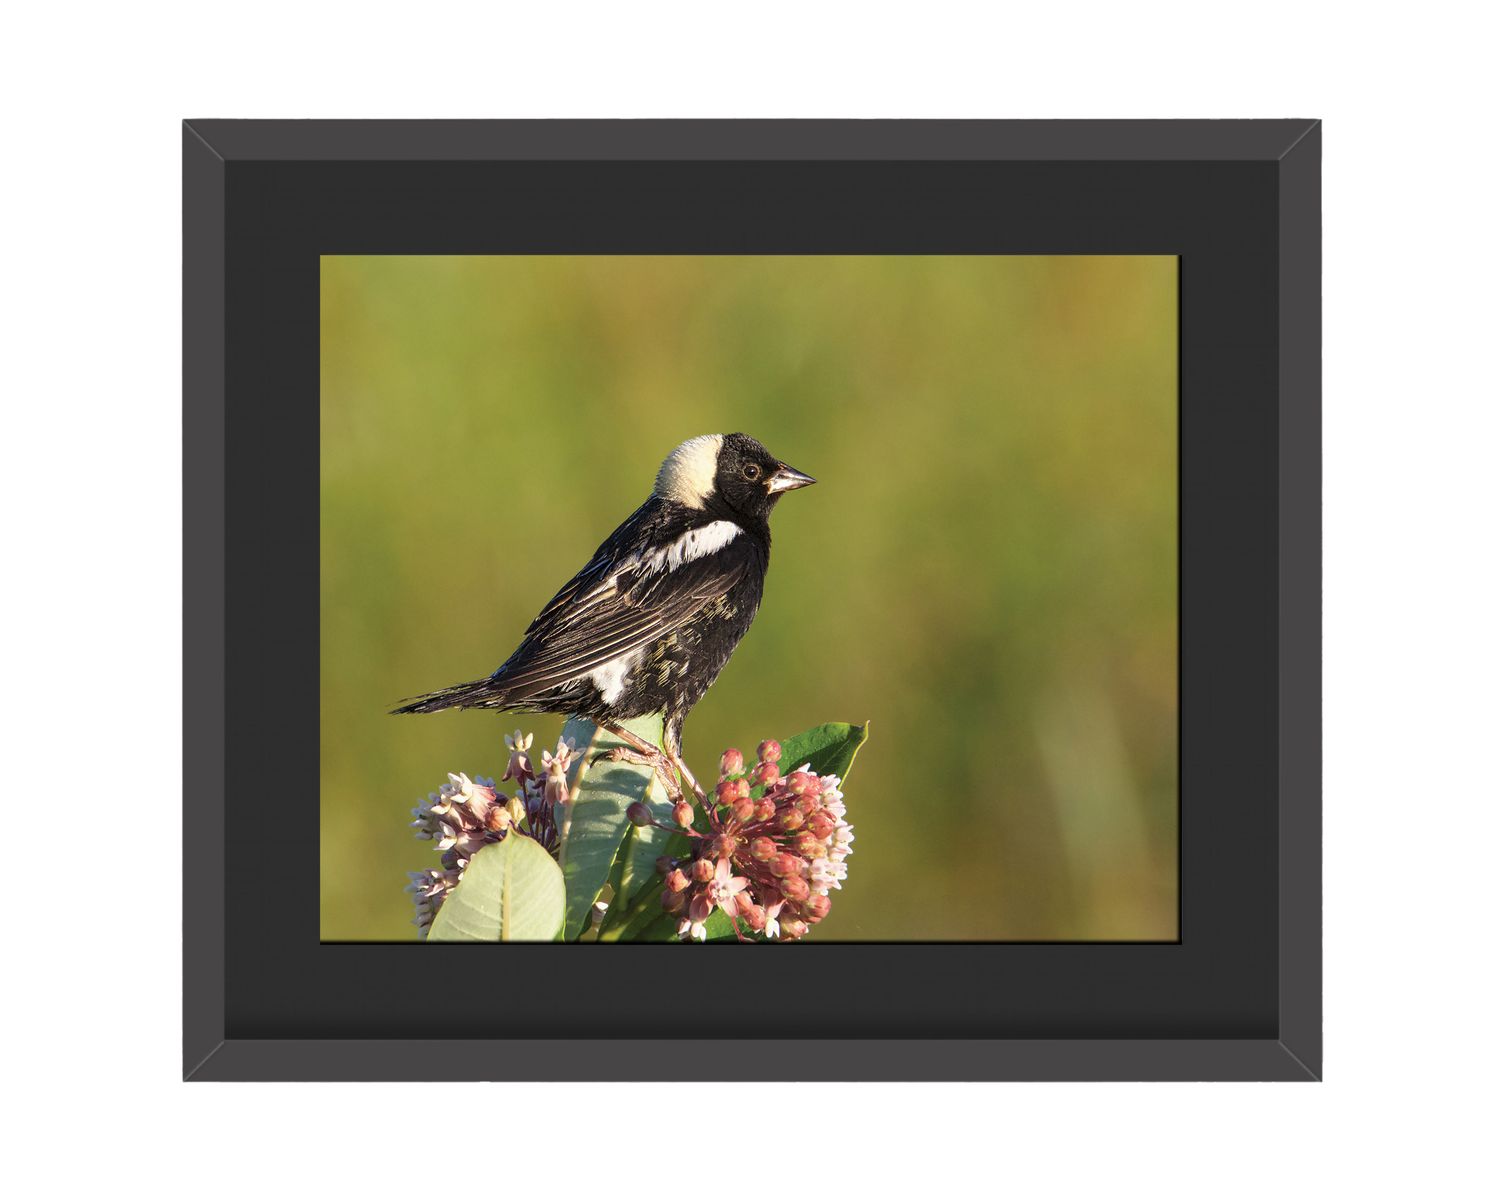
[491,521,754,699]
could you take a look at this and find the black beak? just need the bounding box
[767,463,817,494]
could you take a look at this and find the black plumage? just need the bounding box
[393,433,815,798]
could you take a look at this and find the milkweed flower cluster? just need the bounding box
[405,731,575,935]
[634,738,855,941]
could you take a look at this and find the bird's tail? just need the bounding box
[390,677,514,715]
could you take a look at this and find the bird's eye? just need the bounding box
[742,463,761,481]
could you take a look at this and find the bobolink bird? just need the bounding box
[393,433,816,801]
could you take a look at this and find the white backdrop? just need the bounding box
[4,2,1495,1195]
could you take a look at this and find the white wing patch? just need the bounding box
[654,434,723,508]
[589,648,642,705]
[642,521,740,576]
[556,516,739,708]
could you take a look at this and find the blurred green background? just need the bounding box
[320,255,1177,942]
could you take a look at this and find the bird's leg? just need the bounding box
[666,748,707,804]
[595,724,684,805]
[662,719,708,804]
[603,721,668,763]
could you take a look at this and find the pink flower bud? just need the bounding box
[780,874,811,903]
[715,779,739,806]
[719,748,745,777]
[804,894,832,923]
[757,739,782,765]
[666,869,691,894]
[779,918,809,940]
[793,831,823,858]
[730,794,755,823]
[777,806,806,832]
[753,797,776,822]
[752,761,780,788]
[626,801,652,827]
[744,904,767,932]
[750,836,777,862]
[661,887,686,913]
[485,807,512,834]
[734,891,755,916]
[770,852,802,879]
[807,812,836,840]
[786,770,817,795]
[691,857,716,883]
[672,800,695,829]
[710,835,738,860]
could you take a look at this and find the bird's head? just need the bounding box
[654,433,816,522]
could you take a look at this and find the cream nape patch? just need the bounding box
[653,434,724,508]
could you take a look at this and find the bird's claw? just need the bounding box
[591,746,685,805]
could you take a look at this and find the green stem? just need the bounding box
[596,879,664,943]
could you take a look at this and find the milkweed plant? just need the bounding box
[407,717,867,942]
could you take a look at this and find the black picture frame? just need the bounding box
[184,118,1320,1082]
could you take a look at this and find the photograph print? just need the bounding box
[319,254,1178,945]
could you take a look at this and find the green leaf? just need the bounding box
[556,715,672,941]
[594,825,690,942]
[426,835,565,942]
[617,808,677,911]
[602,885,741,943]
[778,721,869,785]
[598,879,673,942]
[702,907,739,942]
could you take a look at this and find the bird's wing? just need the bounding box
[492,521,756,697]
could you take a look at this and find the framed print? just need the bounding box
[183,118,1320,1081]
